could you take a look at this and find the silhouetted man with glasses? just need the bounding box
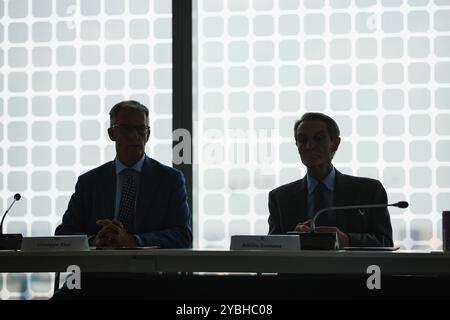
[56,100,192,248]
[53,100,191,299]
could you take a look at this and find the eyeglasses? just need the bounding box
[111,124,150,135]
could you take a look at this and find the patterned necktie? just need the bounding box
[118,169,137,233]
[314,182,335,227]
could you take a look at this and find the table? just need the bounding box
[2,249,449,299]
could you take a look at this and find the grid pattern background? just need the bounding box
[195,0,450,249]
[0,0,172,299]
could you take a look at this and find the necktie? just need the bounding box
[314,182,335,227]
[118,169,137,233]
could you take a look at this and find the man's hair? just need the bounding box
[109,100,149,126]
[294,112,340,141]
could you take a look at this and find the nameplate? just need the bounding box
[21,235,89,251]
[230,235,300,251]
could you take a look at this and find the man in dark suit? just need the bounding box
[268,112,393,248]
[56,100,192,248]
[52,100,191,299]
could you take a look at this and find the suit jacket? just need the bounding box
[268,170,393,247]
[55,156,192,248]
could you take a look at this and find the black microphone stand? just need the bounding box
[0,194,23,250]
[288,204,341,250]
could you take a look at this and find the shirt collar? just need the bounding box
[115,154,146,175]
[307,166,336,195]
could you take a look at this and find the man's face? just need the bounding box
[295,120,340,169]
[108,108,150,166]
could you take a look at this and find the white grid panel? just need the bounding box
[0,0,172,300]
[195,0,450,249]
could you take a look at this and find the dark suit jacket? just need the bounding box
[55,156,192,248]
[268,170,393,247]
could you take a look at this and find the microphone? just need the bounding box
[1,193,21,234]
[311,201,409,232]
[289,201,409,250]
[0,194,23,250]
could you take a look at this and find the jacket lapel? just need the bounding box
[99,161,116,220]
[135,156,160,230]
[333,170,354,230]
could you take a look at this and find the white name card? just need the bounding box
[230,235,300,251]
[21,235,89,251]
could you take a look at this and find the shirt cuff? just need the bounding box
[134,235,143,246]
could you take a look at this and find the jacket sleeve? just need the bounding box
[268,190,283,234]
[136,171,192,248]
[55,176,90,236]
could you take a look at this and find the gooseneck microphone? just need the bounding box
[311,201,409,232]
[0,193,21,234]
[289,201,409,250]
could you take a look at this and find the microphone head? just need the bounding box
[396,201,409,209]
[14,193,21,201]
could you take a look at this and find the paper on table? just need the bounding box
[343,245,400,251]
[94,246,160,250]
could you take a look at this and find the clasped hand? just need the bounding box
[294,220,349,248]
[91,219,138,247]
